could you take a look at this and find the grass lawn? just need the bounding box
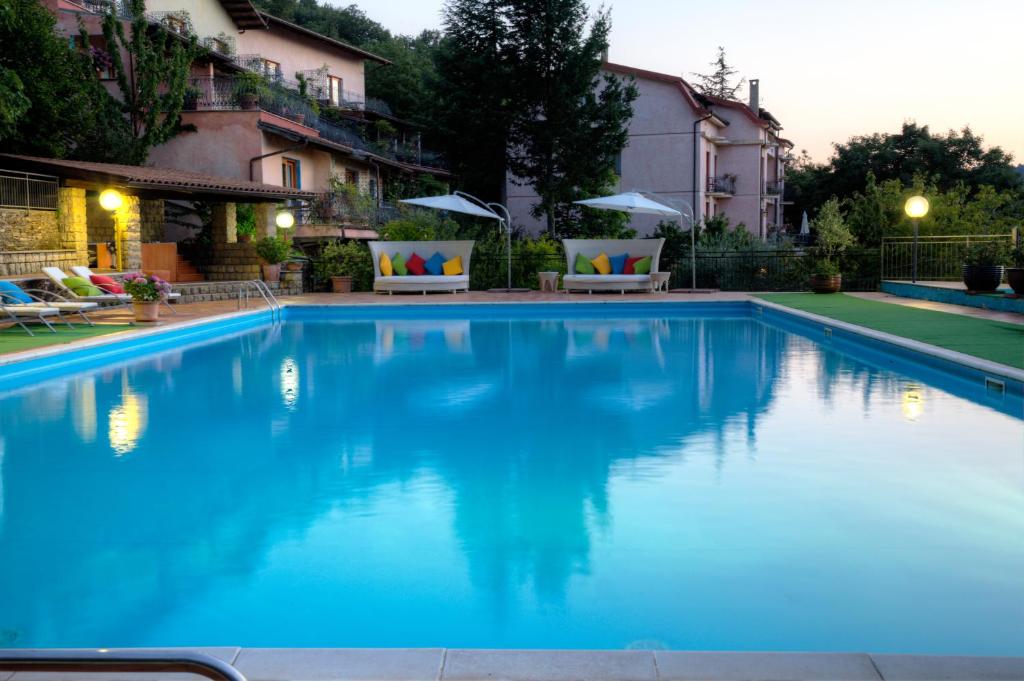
[757,293,1024,370]
[0,323,134,354]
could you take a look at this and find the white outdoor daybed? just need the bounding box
[369,241,474,294]
[561,238,665,293]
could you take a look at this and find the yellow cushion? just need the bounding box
[591,252,612,275]
[379,252,393,276]
[442,255,463,276]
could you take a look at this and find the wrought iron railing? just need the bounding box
[0,170,59,210]
[880,234,1016,281]
[201,34,235,56]
[763,180,783,196]
[146,9,193,35]
[707,176,736,195]
[80,0,132,17]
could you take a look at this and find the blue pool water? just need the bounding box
[0,304,1021,653]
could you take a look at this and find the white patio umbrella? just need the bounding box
[399,192,519,291]
[574,192,698,289]
[800,211,810,235]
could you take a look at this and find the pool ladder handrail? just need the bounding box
[0,649,247,681]
[237,279,282,323]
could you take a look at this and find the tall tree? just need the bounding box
[101,0,199,164]
[691,46,744,100]
[503,0,637,235]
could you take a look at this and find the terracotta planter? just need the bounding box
[239,93,259,110]
[261,263,281,282]
[331,276,352,293]
[810,274,841,294]
[285,261,303,272]
[1005,267,1024,296]
[132,301,160,323]
[238,233,252,243]
[962,264,1003,293]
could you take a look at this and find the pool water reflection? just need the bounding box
[0,313,1021,653]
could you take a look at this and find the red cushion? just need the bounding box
[624,256,644,275]
[406,252,426,275]
[90,274,125,294]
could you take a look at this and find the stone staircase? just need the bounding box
[174,253,204,283]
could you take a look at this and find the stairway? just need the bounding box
[174,253,204,282]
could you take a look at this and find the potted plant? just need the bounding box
[232,72,266,110]
[255,234,292,282]
[123,273,172,323]
[1005,244,1024,297]
[962,240,1009,293]
[808,198,854,294]
[285,248,305,272]
[314,240,372,293]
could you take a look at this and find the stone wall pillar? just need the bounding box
[253,203,277,239]
[140,199,165,242]
[114,195,142,271]
[57,186,89,264]
[211,202,237,244]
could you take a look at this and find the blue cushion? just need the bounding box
[609,252,629,275]
[424,251,446,276]
[0,280,32,304]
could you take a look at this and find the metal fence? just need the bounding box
[0,171,59,211]
[880,233,1017,281]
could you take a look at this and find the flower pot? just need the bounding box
[238,233,252,243]
[810,273,841,294]
[1005,267,1024,296]
[239,93,259,110]
[132,301,160,323]
[261,263,281,282]
[331,275,352,293]
[962,264,1004,293]
[285,261,303,272]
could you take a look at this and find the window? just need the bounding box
[282,158,300,188]
[705,151,710,181]
[329,76,343,106]
[613,151,622,176]
[345,169,359,187]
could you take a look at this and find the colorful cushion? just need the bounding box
[62,276,103,297]
[89,274,125,294]
[609,253,628,275]
[591,252,612,275]
[0,280,32,304]
[442,255,464,276]
[391,252,407,276]
[424,251,446,276]
[574,253,595,274]
[632,256,652,275]
[406,252,426,276]
[379,252,394,276]
[624,256,644,275]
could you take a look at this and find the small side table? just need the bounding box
[538,271,560,293]
[650,271,671,293]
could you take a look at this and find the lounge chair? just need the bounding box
[368,241,474,295]
[0,281,97,326]
[0,300,64,336]
[71,266,180,314]
[42,267,131,307]
[561,238,666,293]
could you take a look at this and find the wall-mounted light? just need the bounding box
[275,210,295,229]
[98,189,124,211]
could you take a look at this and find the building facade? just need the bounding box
[506,62,792,238]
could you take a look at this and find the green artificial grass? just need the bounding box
[757,293,1024,370]
[0,323,134,354]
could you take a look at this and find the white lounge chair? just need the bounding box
[0,283,97,326]
[0,303,64,336]
[71,266,180,314]
[368,241,474,295]
[42,267,131,307]
[561,238,666,293]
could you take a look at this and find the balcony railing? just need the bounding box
[182,77,447,170]
[297,194,402,227]
[763,180,783,196]
[81,0,132,18]
[706,176,736,195]
[146,9,193,36]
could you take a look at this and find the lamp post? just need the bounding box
[98,189,125,270]
[904,195,929,283]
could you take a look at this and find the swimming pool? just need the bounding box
[0,303,1021,653]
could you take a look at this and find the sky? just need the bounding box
[340,0,1023,164]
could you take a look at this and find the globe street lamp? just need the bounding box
[904,195,929,283]
[275,210,295,230]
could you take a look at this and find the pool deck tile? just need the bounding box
[234,648,445,681]
[870,654,1024,680]
[441,649,657,681]
[654,651,882,680]
[7,648,240,681]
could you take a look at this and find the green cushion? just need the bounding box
[63,276,104,297]
[391,252,408,276]
[574,253,595,274]
[633,256,652,274]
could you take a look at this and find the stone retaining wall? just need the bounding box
[0,207,60,251]
[0,249,78,277]
[171,274,303,304]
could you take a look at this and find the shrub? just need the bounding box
[314,240,374,291]
[255,235,292,264]
[236,203,256,240]
[379,209,460,241]
[812,198,855,267]
[963,240,1010,267]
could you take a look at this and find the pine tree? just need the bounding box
[691,46,745,101]
[101,0,199,164]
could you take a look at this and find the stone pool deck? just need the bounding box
[4,648,1024,681]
